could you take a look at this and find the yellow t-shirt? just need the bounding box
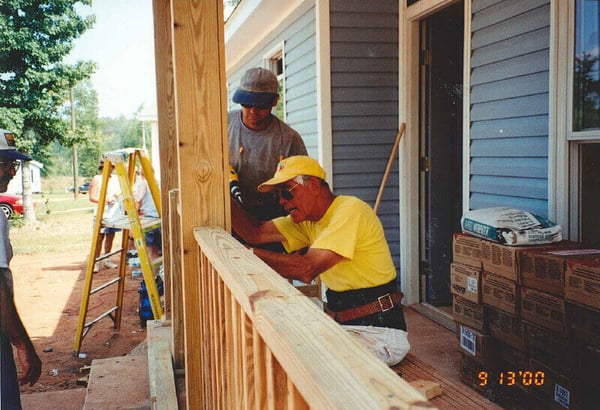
[273,196,396,292]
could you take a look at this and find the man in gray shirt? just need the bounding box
[228,67,307,220]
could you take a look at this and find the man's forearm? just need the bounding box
[230,199,284,244]
[1,270,42,386]
[253,248,317,284]
[0,274,34,351]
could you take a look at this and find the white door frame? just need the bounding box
[398,0,471,305]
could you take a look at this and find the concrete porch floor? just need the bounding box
[21,305,506,409]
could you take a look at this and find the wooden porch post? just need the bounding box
[152,0,184,369]
[152,0,230,408]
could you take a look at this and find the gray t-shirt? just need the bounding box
[228,110,307,219]
[0,212,13,291]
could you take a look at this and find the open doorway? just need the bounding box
[418,2,464,307]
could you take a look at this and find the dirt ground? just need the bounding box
[10,249,147,394]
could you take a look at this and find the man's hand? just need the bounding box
[16,345,42,386]
[1,270,42,387]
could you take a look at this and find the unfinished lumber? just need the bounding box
[409,379,442,400]
[148,320,178,410]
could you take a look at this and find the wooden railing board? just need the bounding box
[253,326,268,410]
[167,189,184,369]
[147,321,178,410]
[195,227,434,409]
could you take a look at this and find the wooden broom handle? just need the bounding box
[373,123,406,214]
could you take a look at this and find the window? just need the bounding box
[264,45,285,120]
[573,0,600,131]
[564,1,600,246]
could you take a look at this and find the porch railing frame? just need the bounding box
[194,226,432,409]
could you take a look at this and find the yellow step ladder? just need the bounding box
[73,148,163,355]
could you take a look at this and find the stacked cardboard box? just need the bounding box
[451,233,597,409]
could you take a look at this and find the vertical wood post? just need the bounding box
[152,0,184,366]
[153,1,230,408]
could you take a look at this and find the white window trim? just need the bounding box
[316,0,333,187]
[549,0,570,233]
[552,0,600,242]
[263,42,286,121]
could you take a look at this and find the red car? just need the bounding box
[0,193,25,219]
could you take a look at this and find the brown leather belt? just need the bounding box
[325,292,403,323]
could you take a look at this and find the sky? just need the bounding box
[66,0,157,118]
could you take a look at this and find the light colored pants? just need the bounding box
[343,325,410,366]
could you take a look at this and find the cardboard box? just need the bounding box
[453,233,485,268]
[566,302,600,348]
[529,359,573,410]
[453,294,486,331]
[482,271,518,316]
[496,341,528,370]
[458,352,495,396]
[450,262,481,303]
[527,324,571,374]
[575,344,600,388]
[457,324,496,365]
[528,360,594,410]
[565,258,600,310]
[460,351,542,406]
[521,248,600,296]
[487,307,526,351]
[482,240,580,283]
[520,287,565,334]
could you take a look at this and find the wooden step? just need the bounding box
[83,354,150,409]
[21,388,86,410]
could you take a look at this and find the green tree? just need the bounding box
[100,114,144,150]
[44,79,103,178]
[0,0,96,222]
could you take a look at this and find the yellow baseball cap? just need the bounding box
[258,156,326,192]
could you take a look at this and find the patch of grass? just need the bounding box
[10,176,98,255]
[33,194,92,217]
[10,209,94,255]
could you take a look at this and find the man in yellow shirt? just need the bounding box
[231,155,407,332]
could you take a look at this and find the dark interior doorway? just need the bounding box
[580,143,600,248]
[419,1,464,306]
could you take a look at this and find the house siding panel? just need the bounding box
[330,0,400,267]
[469,0,551,216]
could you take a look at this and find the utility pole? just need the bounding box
[71,87,79,199]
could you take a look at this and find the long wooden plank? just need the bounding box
[147,321,178,410]
[168,1,229,408]
[167,189,184,368]
[151,0,181,364]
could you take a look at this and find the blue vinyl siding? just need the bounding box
[329,0,400,266]
[469,0,551,216]
[227,3,318,157]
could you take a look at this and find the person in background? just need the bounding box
[133,169,161,264]
[88,160,121,271]
[228,67,307,221]
[230,156,409,366]
[0,130,42,409]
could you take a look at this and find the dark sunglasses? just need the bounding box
[278,182,300,200]
[241,103,272,110]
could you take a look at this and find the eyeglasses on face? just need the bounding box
[278,182,301,200]
[241,103,272,110]
[0,161,20,172]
